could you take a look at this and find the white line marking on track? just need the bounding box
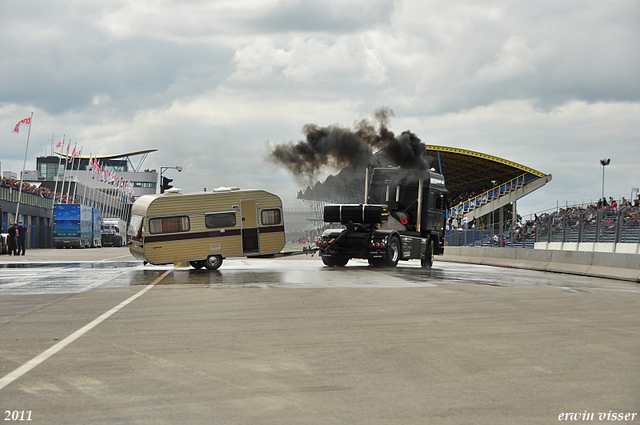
[0,270,173,392]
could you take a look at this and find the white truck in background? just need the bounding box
[101,218,127,247]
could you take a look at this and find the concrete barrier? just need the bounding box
[440,247,640,282]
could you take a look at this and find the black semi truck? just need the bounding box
[317,167,448,268]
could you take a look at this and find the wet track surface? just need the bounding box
[1,251,639,424]
[0,257,637,295]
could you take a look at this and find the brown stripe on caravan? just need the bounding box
[144,229,242,243]
[258,225,285,234]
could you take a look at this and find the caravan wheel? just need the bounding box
[190,260,205,269]
[204,255,223,271]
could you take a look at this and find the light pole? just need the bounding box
[600,158,610,199]
[160,166,182,193]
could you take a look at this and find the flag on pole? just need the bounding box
[56,137,64,148]
[12,117,31,133]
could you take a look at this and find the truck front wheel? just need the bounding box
[386,236,401,267]
[421,239,434,269]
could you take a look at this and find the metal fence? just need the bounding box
[446,206,640,248]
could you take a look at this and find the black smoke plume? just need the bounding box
[268,107,427,182]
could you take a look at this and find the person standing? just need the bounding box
[7,223,17,256]
[16,220,27,255]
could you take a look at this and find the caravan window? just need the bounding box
[149,216,190,234]
[128,215,143,237]
[261,209,281,225]
[205,212,236,229]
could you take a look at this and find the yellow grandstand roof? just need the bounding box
[424,145,547,195]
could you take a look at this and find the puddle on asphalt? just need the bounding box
[0,261,142,269]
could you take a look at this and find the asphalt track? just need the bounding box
[0,248,638,424]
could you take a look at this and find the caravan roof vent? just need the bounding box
[164,188,183,194]
[213,186,241,192]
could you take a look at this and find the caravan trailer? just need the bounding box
[128,188,285,270]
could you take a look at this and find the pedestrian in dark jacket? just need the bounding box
[16,220,27,255]
[7,223,17,255]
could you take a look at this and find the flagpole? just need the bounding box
[86,154,94,208]
[60,141,70,204]
[71,148,81,204]
[81,149,90,205]
[50,135,65,220]
[15,112,34,219]
[65,142,76,204]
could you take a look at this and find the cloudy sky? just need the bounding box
[1,0,639,217]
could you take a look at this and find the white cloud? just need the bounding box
[231,36,387,84]
[473,36,542,83]
[1,0,639,214]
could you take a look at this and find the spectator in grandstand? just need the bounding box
[0,176,56,200]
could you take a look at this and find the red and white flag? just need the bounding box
[12,117,31,133]
[56,137,64,148]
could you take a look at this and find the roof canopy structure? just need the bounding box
[53,149,157,172]
[425,146,546,196]
[299,145,552,219]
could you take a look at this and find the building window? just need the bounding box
[133,181,157,188]
[261,209,281,226]
[149,216,189,234]
[205,212,236,229]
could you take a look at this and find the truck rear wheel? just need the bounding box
[321,255,336,267]
[335,256,349,267]
[322,254,349,267]
[386,236,401,268]
[421,239,434,269]
[204,255,223,270]
[368,258,385,267]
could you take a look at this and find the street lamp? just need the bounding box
[600,158,610,199]
[160,166,182,193]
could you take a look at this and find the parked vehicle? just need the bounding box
[54,204,103,249]
[0,233,8,255]
[92,208,102,248]
[317,167,447,268]
[101,218,127,247]
[128,188,286,270]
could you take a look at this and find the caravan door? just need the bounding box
[240,199,259,254]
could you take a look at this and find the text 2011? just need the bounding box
[4,411,32,421]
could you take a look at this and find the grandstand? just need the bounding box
[297,145,553,241]
[425,146,552,221]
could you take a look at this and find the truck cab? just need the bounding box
[101,218,127,247]
[317,167,448,268]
